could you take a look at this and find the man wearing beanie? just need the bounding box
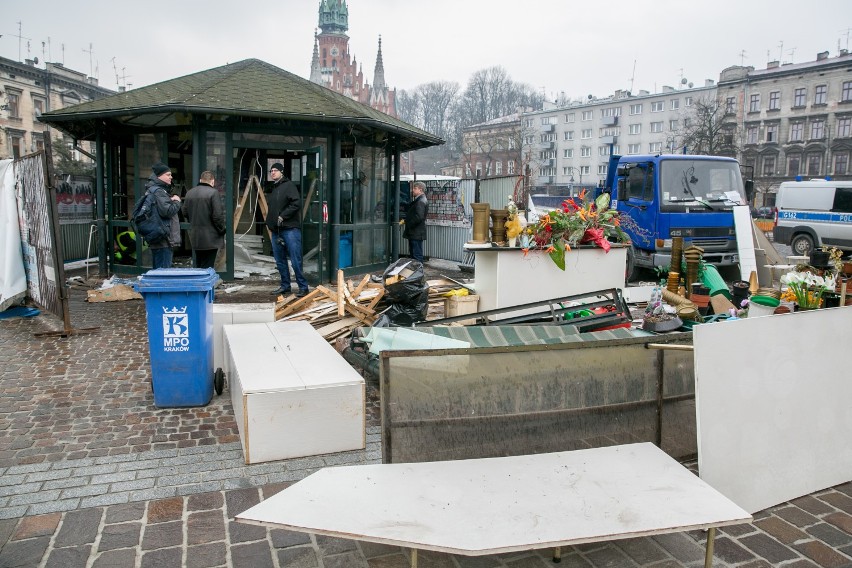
[265,162,309,297]
[146,162,182,269]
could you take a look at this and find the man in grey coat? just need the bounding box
[146,162,182,269]
[182,171,226,269]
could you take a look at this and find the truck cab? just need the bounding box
[609,154,749,278]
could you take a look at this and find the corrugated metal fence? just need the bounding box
[410,176,522,263]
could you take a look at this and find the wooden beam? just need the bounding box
[337,270,346,317]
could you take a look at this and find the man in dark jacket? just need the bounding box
[146,162,182,269]
[265,163,309,296]
[182,171,226,269]
[403,181,428,264]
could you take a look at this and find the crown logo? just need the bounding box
[163,306,188,314]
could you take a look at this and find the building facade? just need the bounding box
[309,0,397,117]
[461,113,523,180]
[519,83,718,194]
[0,56,113,163]
[718,50,852,206]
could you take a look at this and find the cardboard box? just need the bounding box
[445,294,480,325]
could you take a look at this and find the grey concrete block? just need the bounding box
[110,478,156,492]
[127,487,177,502]
[0,474,27,488]
[27,497,81,515]
[49,458,97,470]
[0,506,30,519]
[80,492,131,508]
[5,462,52,475]
[43,477,90,491]
[8,489,62,506]
[71,464,119,476]
[25,468,73,482]
[156,473,203,487]
[60,483,110,499]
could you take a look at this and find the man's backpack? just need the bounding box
[131,188,169,245]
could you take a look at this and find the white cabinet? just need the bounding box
[224,321,365,464]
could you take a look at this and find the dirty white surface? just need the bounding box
[237,442,751,555]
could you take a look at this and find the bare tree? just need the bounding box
[673,96,740,157]
[395,89,422,129]
[419,81,459,139]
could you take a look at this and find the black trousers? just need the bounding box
[193,249,219,269]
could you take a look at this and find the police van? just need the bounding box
[773,179,852,256]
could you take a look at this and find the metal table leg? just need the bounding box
[704,527,716,568]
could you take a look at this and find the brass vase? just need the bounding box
[490,208,509,244]
[470,203,490,244]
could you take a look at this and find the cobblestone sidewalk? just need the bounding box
[0,277,850,567]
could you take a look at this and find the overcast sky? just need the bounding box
[2,0,850,101]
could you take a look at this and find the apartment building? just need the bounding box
[718,49,852,201]
[0,56,113,162]
[522,82,718,192]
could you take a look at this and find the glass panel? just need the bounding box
[353,145,388,224]
[382,337,695,464]
[206,131,228,271]
[352,227,386,266]
[136,133,165,192]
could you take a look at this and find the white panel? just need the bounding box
[223,324,302,393]
[237,443,750,555]
[733,205,757,281]
[267,321,365,388]
[473,246,626,319]
[245,383,365,463]
[695,307,852,513]
[211,303,275,371]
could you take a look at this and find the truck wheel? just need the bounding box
[791,234,814,257]
[625,247,638,283]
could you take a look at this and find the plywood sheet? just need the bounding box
[237,443,750,555]
[695,308,852,513]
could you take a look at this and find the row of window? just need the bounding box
[1,89,47,120]
[466,160,516,177]
[728,81,852,114]
[744,151,851,177]
[745,116,852,144]
[552,120,683,142]
[529,97,696,127]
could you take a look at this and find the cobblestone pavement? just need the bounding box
[1,261,851,567]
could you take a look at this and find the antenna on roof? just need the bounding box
[83,43,94,77]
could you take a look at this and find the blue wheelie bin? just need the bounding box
[135,267,219,408]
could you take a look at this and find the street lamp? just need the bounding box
[565,166,582,196]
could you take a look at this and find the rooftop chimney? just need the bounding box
[817,51,829,61]
[767,60,780,69]
[705,79,715,87]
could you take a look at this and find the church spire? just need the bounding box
[372,35,386,92]
[317,0,349,35]
[309,33,323,84]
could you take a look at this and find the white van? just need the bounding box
[773,179,852,255]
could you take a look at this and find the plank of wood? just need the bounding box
[315,317,359,338]
[276,289,323,318]
[337,270,346,317]
[367,288,385,310]
[352,274,371,299]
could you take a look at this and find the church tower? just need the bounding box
[310,0,396,117]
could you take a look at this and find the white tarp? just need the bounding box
[0,160,27,311]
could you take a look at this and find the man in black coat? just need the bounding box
[182,171,226,269]
[265,163,309,296]
[146,162,182,269]
[403,181,428,264]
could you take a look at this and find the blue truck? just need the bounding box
[604,154,753,279]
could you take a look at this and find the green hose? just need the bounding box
[701,264,732,300]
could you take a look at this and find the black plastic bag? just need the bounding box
[383,259,426,305]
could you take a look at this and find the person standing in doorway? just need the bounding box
[403,180,428,264]
[182,171,226,269]
[265,163,309,297]
[147,162,181,269]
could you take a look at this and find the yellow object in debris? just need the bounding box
[442,288,470,297]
